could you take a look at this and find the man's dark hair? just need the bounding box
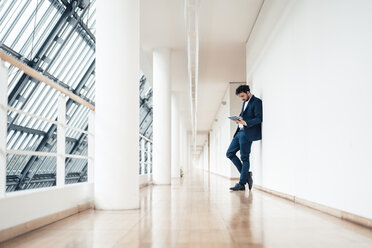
[235,85,250,95]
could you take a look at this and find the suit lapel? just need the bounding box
[240,101,245,116]
[242,95,255,115]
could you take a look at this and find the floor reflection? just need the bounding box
[1,169,372,248]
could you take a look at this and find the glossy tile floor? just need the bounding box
[2,169,372,248]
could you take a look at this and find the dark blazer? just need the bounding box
[233,95,263,141]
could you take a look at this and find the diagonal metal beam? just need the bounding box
[140,110,151,128]
[7,2,76,107]
[6,2,77,190]
[10,123,46,136]
[15,59,95,190]
[77,164,87,182]
[0,44,30,63]
[7,1,94,124]
[64,125,88,167]
[143,118,153,137]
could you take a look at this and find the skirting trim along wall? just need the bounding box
[0,201,94,243]
[254,185,372,229]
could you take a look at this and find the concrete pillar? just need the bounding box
[182,124,188,172]
[171,94,180,178]
[188,132,192,171]
[153,48,171,184]
[179,121,185,173]
[95,0,139,209]
[0,59,8,198]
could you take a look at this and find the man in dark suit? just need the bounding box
[226,85,262,191]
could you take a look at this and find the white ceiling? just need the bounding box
[140,0,191,126]
[140,0,186,52]
[140,0,263,148]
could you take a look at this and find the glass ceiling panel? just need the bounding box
[0,0,64,60]
[1,0,97,192]
[2,0,150,192]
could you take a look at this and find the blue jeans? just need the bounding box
[226,130,253,185]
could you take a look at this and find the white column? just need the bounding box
[95,0,139,209]
[207,133,210,172]
[0,59,8,197]
[153,48,171,184]
[88,111,95,183]
[171,94,180,178]
[181,125,185,173]
[187,132,191,171]
[56,95,66,187]
[179,121,184,173]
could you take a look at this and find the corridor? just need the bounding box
[2,170,372,248]
[2,0,372,246]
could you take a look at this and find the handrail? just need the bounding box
[0,49,95,111]
[7,149,57,157]
[0,50,96,195]
[5,105,59,125]
[139,134,152,143]
[6,149,92,161]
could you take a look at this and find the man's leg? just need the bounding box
[226,134,242,173]
[238,137,252,186]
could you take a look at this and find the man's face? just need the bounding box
[237,92,249,102]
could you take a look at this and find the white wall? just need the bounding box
[0,183,93,231]
[196,141,209,171]
[203,83,244,178]
[247,0,372,219]
[209,87,230,177]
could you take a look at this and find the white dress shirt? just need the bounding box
[239,97,251,129]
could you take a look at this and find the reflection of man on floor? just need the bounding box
[226,85,262,191]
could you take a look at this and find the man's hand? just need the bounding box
[233,117,247,126]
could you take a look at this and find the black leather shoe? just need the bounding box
[229,183,245,191]
[247,172,253,190]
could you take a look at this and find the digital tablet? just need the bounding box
[228,116,241,121]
